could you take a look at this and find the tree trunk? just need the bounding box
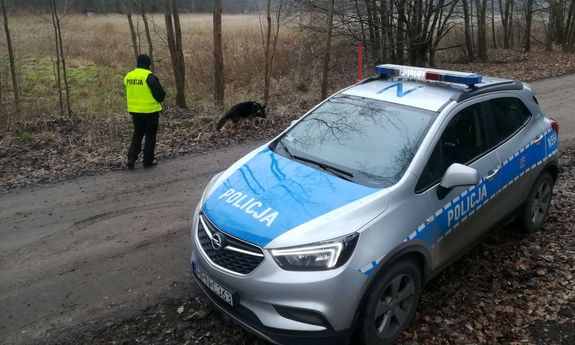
[521,0,534,53]
[386,0,395,62]
[549,0,565,44]
[164,0,177,75]
[213,0,224,108]
[463,0,475,60]
[379,0,387,63]
[491,0,497,48]
[127,14,139,60]
[363,0,377,63]
[50,0,63,116]
[263,0,272,106]
[354,0,367,54]
[476,0,488,62]
[141,9,154,70]
[164,0,187,109]
[498,0,511,49]
[396,1,405,64]
[54,0,72,117]
[1,0,20,117]
[171,0,187,109]
[564,0,575,51]
[320,0,335,100]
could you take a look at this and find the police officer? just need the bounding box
[124,54,166,169]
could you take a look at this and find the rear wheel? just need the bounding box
[517,172,554,233]
[354,259,422,345]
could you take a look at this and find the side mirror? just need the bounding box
[437,163,480,199]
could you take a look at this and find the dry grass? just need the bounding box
[0,13,345,137]
[0,13,348,189]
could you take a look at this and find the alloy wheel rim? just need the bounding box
[530,180,552,225]
[374,274,415,339]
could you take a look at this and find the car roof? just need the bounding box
[341,69,520,112]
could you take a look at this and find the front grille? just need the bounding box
[197,214,265,275]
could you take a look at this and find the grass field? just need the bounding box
[0,13,333,124]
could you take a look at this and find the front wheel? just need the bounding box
[517,172,554,233]
[354,259,422,345]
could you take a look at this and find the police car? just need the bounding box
[191,65,559,345]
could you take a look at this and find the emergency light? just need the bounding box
[375,64,482,87]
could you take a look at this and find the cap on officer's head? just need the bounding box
[137,54,151,69]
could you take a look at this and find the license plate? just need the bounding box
[193,262,234,306]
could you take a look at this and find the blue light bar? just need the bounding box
[375,64,482,86]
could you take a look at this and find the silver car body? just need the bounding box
[190,65,559,345]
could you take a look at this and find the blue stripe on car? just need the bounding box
[203,148,379,248]
[359,128,558,276]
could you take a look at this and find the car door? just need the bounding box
[485,96,544,219]
[416,99,502,269]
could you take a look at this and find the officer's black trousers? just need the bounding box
[127,112,159,165]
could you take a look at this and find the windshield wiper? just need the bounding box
[280,141,354,181]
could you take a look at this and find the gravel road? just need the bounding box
[1,75,574,345]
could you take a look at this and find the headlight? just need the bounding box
[270,234,359,271]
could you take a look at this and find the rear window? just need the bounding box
[273,95,436,187]
[490,97,532,144]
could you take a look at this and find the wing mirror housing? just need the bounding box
[437,163,480,199]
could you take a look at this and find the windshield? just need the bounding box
[272,95,436,188]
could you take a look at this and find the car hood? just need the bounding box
[202,147,391,248]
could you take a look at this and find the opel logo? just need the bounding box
[211,233,223,250]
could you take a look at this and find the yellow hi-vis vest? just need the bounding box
[124,68,162,113]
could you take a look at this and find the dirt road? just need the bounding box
[0,143,263,344]
[1,75,574,345]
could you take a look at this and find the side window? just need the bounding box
[489,97,532,144]
[416,103,488,192]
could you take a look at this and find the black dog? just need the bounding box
[216,101,267,131]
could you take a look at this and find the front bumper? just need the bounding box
[190,213,368,345]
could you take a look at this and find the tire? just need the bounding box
[517,172,554,233]
[354,259,422,345]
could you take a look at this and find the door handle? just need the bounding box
[534,134,544,145]
[486,167,500,181]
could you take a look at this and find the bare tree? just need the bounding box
[329,0,457,66]
[549,0,565,45]
[463,0,475,60]
[263,0,272,106]
[476,0,488,61]
[498,0,513,49]
[50,1,63,116]
[51,0,72,117]
[172,0,186,108]
[165,0,187,109]
[140,1,154,70]
[522,0,534,52]
[213,0,224,107]
[320,0,335,100]
[491,0,497,48]
[125,0,140,61]
[262,0,285,106]
[564,0,575,51]
[1,0,20,117]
